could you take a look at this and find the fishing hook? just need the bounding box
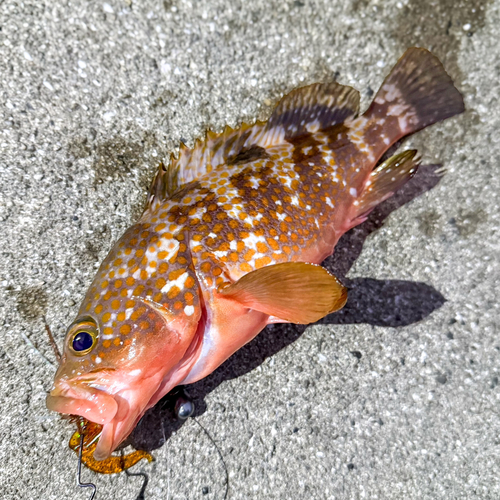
[76,425,97,500]
[124,467,149,500]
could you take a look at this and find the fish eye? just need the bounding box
[67,317,98,356]
[72,331,94,352]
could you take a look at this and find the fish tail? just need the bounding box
[363,47,464,155]
[347,49,463,225]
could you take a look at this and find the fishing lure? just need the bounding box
[46,47,464,462]
[69,417,153,474]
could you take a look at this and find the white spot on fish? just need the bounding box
[350,188,357,197]
[184,305,194,316]
[248,177,260,189]
[157,239,180,262]
[243,233,266,251]
[161,272,189,293]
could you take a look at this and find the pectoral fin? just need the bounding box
[219,262,347,324]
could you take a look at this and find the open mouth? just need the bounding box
[46,371,161,461]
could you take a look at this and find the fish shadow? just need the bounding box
[128,164,446,451]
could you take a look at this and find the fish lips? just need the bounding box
[46,383,118,426]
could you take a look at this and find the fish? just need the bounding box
[46,47,464,461]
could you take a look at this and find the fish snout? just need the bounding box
[46,380,118,425]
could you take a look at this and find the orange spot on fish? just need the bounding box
[156,278,166,290]
[256,242,268,253]
[240,262,252,273]
[167,286,180,299]
[255,256,272,268]
[120,324,131,335]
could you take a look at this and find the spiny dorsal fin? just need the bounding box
[266,82,360,139]
[219,262,348,324]
[146,121,268,212]
[146,82,360,212]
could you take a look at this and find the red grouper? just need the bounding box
[47,48,464,460]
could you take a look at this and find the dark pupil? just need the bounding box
[73,331,94,352]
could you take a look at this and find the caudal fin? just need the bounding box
[366,48,464,139]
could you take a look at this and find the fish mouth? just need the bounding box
[46,379,119,426]
[46,370,164,461]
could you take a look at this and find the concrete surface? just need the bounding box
[0,0,499,499]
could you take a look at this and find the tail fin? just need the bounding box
[365,48,464,138]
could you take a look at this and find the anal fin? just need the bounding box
[354,150,420,218]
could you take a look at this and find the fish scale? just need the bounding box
[47,48,464,462]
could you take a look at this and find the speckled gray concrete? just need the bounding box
[1,0,499,499]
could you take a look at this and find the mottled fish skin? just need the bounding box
[47,48,464,460]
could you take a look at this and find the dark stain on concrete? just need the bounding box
[418,209,441,237]
[67,135,92,160]
[451,207,487,236]
[16,286,48,320]
[92,137,147,183]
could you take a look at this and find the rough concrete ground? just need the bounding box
[0,0,499,499]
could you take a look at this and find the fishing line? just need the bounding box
[76,420,97,500]
[19,330,55,368]
[161,417,171,500]
[192,417,229,500]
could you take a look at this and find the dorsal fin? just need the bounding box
[146,82,360,212]
[266,82,360,139]
[146,121,268,212]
